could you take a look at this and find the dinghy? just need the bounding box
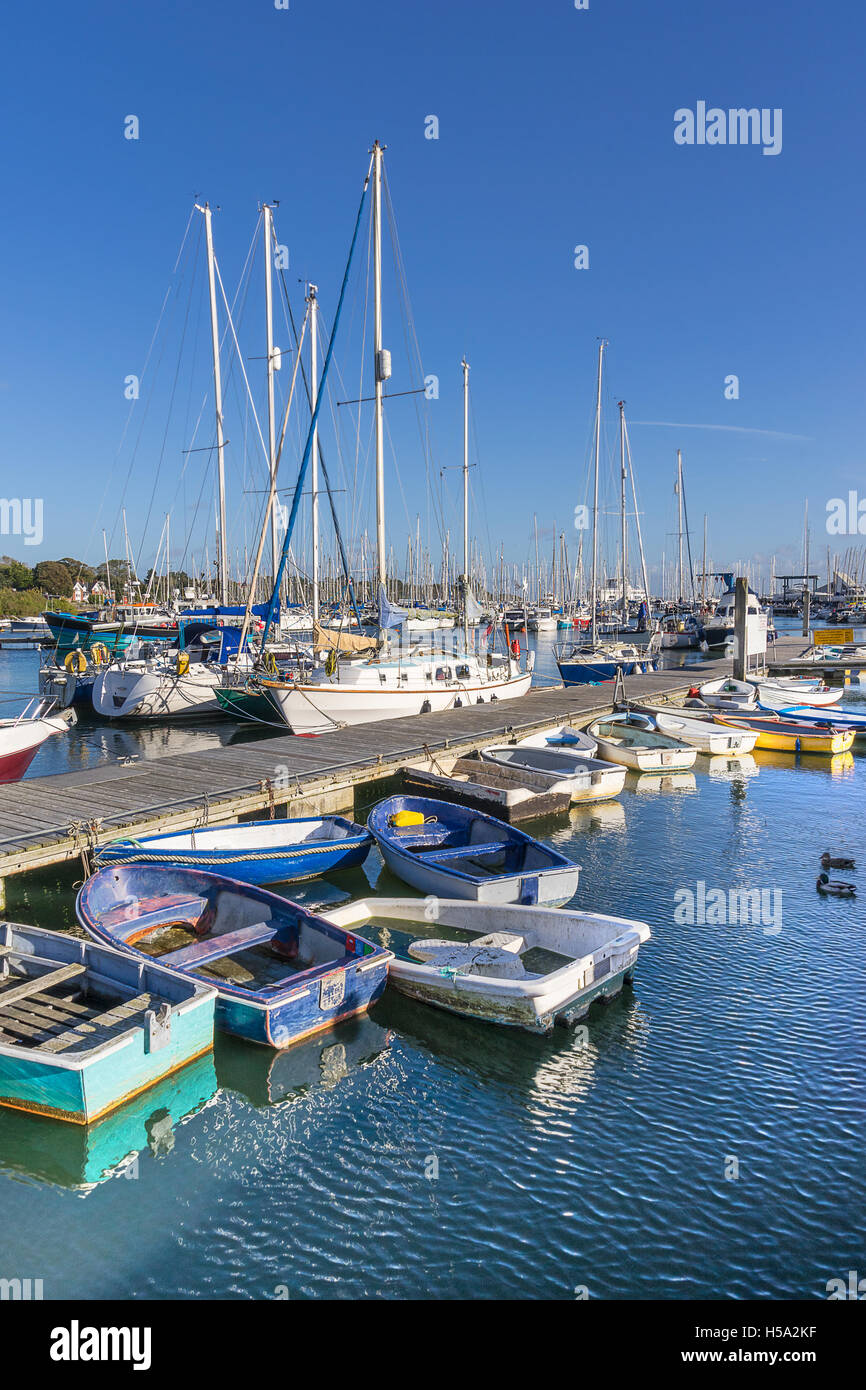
[322,897,651,1034]
[76,866,392,1049]
[586,713,698,773]
[0,920,216,1124]
[625,704,758,755]
[0,699,76,783]
[94,816,372,885]
[752,680,842,710]
[778,705,866,734]
[698,677,758,711]
[713,714,856,755]
[402,761,573,824]
[367,796,580,906]
[480,744,626,802]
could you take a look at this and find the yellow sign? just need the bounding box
[814,628,853,645]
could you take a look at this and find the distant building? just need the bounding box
[72,581,89,603]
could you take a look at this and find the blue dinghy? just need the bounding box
[95,815,372,886]
[0,920,216,1125]
[367,796,580,906]
[76,865,392,1049]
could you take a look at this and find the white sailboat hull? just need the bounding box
[92,664,224,719]
[267,670,532,735]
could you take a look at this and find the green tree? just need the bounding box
[60,557,96,584]
[34,560,74,596]
[0,559,35,590]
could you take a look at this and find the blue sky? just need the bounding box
[1,0,863,593]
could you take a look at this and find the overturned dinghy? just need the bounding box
[480,744,626,803]
[367,796,580,906]
[322,897,651,1033]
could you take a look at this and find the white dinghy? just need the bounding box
[627,705,759,755]
[698,677,758,711]
[514,724,598,757]
[587,712,698,773]
[751,679,842,710]
[322,897,651,1033]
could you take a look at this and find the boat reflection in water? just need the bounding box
[0,1052,218,1194]
[701,753,759,781]
[215,1016,393,1108]
[752,749,856,777]
[627,770,698,796]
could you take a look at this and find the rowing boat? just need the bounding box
[586,713,698,773]
[699,677,758,711]
[94,816,373,885]
[713,714,856,755]
[0,920,216,1125]
[321,896,651,1033]
[367,796,580,906]
[624,704,758,754]
[480,744,626,802]
[76,866,392,1049]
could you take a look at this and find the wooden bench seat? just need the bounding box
[161,921,277,969]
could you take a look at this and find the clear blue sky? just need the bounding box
[1,0,863,593]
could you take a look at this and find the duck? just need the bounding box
[820,852,856,871]
[816,873,856,897]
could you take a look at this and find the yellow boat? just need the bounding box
[714,714,855,756]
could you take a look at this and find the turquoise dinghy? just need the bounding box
[0,921,216,1125]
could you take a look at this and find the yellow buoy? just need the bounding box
[176,651,190,677]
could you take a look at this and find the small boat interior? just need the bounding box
[0,926,179,1057]
[89,885,360,992]
[384,816,563,878]
[126,815,365,853]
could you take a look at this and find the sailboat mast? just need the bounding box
[263,204,279,593]
[309,283,320,623]
[462,356,470,648]
[199,202,229,606]
[618,400,627,625]
[590,340,605,647]
[676,448,684,605]
[372,142,389,592]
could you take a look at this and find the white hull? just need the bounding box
[650,709,759,755]
[322,897,651,1032]
[481,746,625,802]
[267,670,532,734]
[92,664,224,719]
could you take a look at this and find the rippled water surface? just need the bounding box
[1,637,865,1298]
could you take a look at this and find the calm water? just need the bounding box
[1,633,865,1299]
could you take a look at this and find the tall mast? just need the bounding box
[676,448,684,605]
[701,514,708,608]
[198,202,228,606]
[462,356,470,648]
[590,340,605,647]
[263,204,279,592]
[308,282,320,623]
[372,142,389,593]
[618,400,627,625]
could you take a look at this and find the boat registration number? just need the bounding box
[319,972,346,1010]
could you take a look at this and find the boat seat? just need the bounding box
[407,939,528,979]
[161,921,277,968]
[419,841,510,864]
[468,932,526,954]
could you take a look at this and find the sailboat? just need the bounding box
[262,146,532,735]
[555,346,659,685]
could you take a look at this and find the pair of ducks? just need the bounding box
[817,852,856,897]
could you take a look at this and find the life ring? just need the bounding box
[176,651,190,677]
[64,648,87,674]
[90,642,110,666]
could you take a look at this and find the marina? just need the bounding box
[3,0,865,1333]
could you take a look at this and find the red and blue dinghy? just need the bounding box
[76,866,392,1050]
